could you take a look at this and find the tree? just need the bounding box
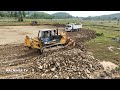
[33,13,38,18]
[0,12,5,17]
[14,11,18,20]
[10,11,14,17]
[18,11,23,22]
[114,17,117,20]
[27,12,29,15]
[14,11,18,17]
[117,19,119,25]
[7,11,11,17]
[22,11,26,17]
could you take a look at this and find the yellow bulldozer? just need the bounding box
[30,21,38,26]
[25,29,75,54]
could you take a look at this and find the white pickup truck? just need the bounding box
[65,23,82,32]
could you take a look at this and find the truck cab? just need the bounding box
[65,24,73,31]
[65,23,82,32]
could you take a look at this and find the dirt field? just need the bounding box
[0,26,63,45]
[0,26,119,79]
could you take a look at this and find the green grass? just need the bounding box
[84,21,120,65]
[0,18,82,26]
[115,66,120,71]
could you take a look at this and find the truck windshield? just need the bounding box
[66,25,71,27]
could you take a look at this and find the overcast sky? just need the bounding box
[39,11,120,17]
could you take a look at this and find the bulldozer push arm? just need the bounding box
[25,36,43,49]
[25,36,31,47]
[59,32,75,47]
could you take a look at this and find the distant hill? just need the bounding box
[25,11,35,15]
[28,12,53,19]
[25,11,73,19]
[52,12,73,19]
[83,13,120,20]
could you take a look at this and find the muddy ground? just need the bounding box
[0,26,119,79]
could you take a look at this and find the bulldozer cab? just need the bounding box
[38,29,59,39]
[38,29,62,45]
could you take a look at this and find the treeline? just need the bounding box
[83,16,120,20]
[83,13,120,20]
[29,12,53,19]
[1,11,120,21]
[0,11,26,21]
[0,11,74,21]
[0,11,25,17]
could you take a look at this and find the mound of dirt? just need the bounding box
[30,48,104,79]
[23,47,120,79]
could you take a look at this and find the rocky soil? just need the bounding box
[0,29,119,79]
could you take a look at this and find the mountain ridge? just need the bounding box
[83,13,120,20]
[0,11,120,20]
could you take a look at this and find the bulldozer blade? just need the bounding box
[25,36,31,47]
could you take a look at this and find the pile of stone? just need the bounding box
[30,47,107,79]
[22,40,119,79]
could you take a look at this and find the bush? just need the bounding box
[115,67,120,71]
[95,33,104,36]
